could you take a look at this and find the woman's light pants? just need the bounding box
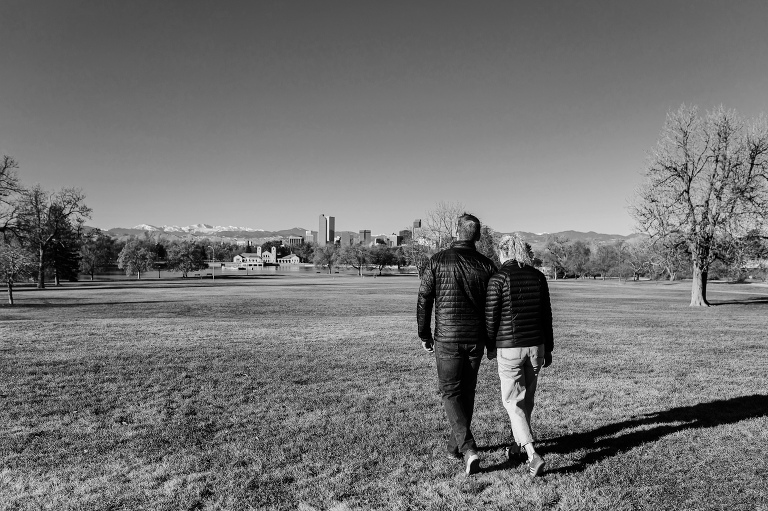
[497,344,545,446]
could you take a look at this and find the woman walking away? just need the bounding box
[485,234,554,477]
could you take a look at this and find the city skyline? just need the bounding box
[3,2,768,236]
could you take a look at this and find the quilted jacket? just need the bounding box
[485,260,554,353]
[417,241,497,344]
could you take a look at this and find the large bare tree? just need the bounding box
[0,155,22,239]
[423,201,465,250]
[16,185,92,288]
[632,105,768,306]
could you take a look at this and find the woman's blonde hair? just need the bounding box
[498,233,533,266]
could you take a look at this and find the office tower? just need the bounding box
[318,214,335,246]
[318,215,328,247]
[359,230,371,245]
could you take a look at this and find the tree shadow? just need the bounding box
[9,277,286,293]
[709,297,768,306]
[544,394,768,474]
[4,300,183,308]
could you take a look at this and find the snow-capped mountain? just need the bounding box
[133,224,265,234]
[108,224,307,242]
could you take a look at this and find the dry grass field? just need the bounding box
[1,274,767,510]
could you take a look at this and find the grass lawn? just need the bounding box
[1,275,767,510]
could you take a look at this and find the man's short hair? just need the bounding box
[498,233,533,265]
[457,213,481,242]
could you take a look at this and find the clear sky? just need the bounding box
[2,1,767,235]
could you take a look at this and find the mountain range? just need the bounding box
[103,224,639,247]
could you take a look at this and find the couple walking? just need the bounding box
[417,213,554,477]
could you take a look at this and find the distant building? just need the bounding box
[234,253,263,268]
[261,246,278,264]
[340,232,353,246]
[277,254,300,265]
[359,230,371,245]
[284,236,304,246]
[318,214,335,247]
[387,233,404,246]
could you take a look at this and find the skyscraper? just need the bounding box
[318,214,336,246]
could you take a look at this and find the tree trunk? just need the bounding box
[6,279,13,305]
[54,267,61,287]
[137,270,141,280]
[690,262,710,307]
[37,247,45,289]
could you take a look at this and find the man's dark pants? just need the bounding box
[435,341,484,456]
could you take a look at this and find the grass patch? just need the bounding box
[1,276,767,510]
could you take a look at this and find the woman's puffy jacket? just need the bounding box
[485,261,553,353]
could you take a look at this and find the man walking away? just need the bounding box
[485,234,554,477]
[417,213,497,476]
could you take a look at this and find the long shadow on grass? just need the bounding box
[709,297,768,306]
[515,394,768,474]
[10,300,184,308]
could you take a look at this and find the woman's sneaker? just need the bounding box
[465,451,480,476]
[528,453,545,477]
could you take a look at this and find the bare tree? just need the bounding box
[620,239,652,281]
[542,235,570,279]
[566,240,591,278]
[631,105,768,306]
[0,156,22,240]
[0,239,35,305]
[588,242,621,280]
[401,225,432,276]
[423,201,465,250]
[16,186,92,288]
[647,235,689,281]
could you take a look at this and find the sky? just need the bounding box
[2,1,768,236]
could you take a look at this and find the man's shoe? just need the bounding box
[528,453,545,477]
[506,443,523,463]
[465,452,480,476]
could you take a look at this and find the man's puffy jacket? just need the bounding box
[417,241,497,344]
[485,261,553,353]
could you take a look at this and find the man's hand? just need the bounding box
[544,352,552,367]
[486,349,497,360]
[421,339,434,353]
